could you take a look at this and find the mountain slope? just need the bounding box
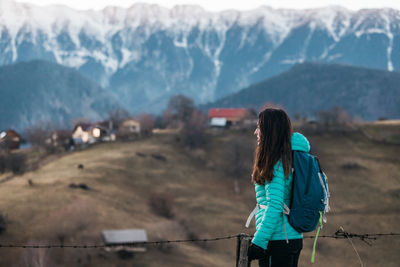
[1,1,400,112]
[204,63,400,120]
[0,60,122,131]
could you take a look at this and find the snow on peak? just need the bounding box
[1,1,399,73]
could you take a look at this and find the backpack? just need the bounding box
[283,150,330,263]
[244,150,330,262]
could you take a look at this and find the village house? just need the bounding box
[208,108,253,128]
[0,129,21,150]
[72,123,108,145]
[95,119,116,141]
[117,118,141,139]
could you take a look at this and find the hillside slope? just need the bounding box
[204,62,400,120]
[0,127,399,266]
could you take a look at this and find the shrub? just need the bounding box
[69,183,90,190]
[151,154,167,162]
[149,192,174,219]
[7,153,28,175]
[0,153,6,173]
[0,213,7,235]
[136,152,146,158]
[341,162,365,170]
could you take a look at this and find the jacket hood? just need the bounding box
[291,132,310,152]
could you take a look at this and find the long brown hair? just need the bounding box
[251,108,293,185]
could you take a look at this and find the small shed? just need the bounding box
[0,129,21,150]
[208,108,249,127]
[102,229,148,252]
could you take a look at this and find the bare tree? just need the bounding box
[317,106,353,131]
[137,113,155,136]
[179,110,208,149]
[167,94,196,124]
[25,121,55,148]
[162,109,177,128]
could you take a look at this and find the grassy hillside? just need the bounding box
[0,125,399,266]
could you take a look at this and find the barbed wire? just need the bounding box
[340,226,365,267]
[0,229,399,249]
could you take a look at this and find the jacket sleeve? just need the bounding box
[252,161,285,249]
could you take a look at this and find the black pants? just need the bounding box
[258,239,302,267]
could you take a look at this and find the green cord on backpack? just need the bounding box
[311,211,323,263]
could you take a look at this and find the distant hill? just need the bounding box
[203,63,400,120]
[0,60,123,132]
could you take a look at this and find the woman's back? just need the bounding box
[247,108,307,267]
[253,132,310,245]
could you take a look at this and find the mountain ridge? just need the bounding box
[203,62,400,121]
[1,0,400,113]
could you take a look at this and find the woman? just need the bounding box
[247,108,311,267]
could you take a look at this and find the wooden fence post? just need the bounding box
[236,234,241,267]
[236,234,251,267]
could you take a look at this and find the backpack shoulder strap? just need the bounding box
[314,156,324,173]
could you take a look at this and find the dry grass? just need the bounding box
[358,121,400,144]
[371,120,400,125]
[0,125,399,266]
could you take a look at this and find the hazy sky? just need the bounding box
[15,0,400,11]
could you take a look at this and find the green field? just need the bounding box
[0,124,399,266]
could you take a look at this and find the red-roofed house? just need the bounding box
[208,108,249,127]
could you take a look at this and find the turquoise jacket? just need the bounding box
[251,132,310,249]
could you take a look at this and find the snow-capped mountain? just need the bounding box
[1,0,400,113]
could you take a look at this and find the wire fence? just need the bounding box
[0,228,399,249]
